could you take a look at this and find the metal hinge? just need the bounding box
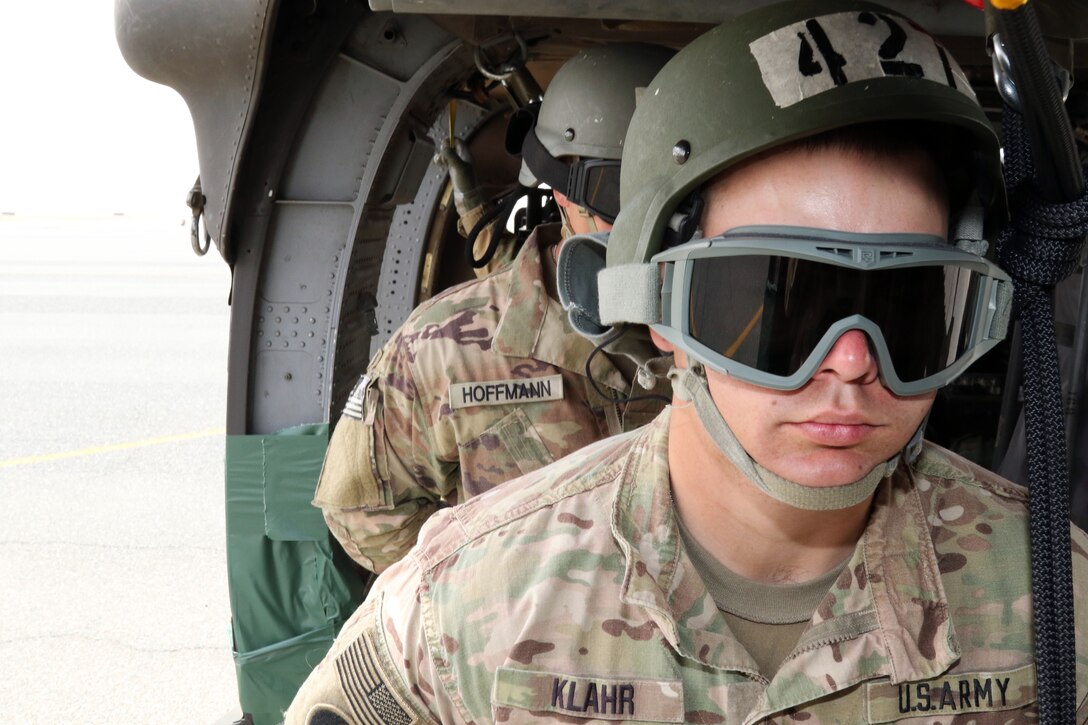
[186,176,212,256]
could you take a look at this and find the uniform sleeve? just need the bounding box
[284,557,456,725]
[313,335,458,573]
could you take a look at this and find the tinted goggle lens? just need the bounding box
[688,255,986,385]
[573,161,621,223]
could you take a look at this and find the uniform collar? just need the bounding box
[493,225,628,392]
[611,412,960,711]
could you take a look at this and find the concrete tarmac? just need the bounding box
[0,215,240,724]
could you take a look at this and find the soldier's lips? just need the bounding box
[790,418,879,446]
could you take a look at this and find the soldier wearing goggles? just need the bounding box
[312,43,673,576]
[289,3,1088,723]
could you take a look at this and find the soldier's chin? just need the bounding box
[760,451,884,490]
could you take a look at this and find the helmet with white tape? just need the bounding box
[604,0,1003,270]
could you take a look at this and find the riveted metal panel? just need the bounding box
[278,57,401,202]
[370,101,489,355]
[250,202,352,430]
[325,39,473,420]
[344,11,460,83]
[248,26,468,432]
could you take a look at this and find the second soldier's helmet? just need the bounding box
[516,42,675,223]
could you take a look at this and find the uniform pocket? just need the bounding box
[313,375,393,511]
[458,408,555,498]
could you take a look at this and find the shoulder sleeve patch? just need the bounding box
[314,376,392,511]
[335,630,422,725]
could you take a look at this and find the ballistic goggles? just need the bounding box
[508,107,621,223]
[651,226,1013,396]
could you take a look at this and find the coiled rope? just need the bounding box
[996,106,1088,724]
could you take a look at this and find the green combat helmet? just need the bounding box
[603,0,1003,272]
[561,0,1014,511]
[516,42,675,226]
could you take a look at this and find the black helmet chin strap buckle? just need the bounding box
[504,102,541,155]
[664,190,704,248]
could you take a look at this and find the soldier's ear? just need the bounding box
[553,190,574,210]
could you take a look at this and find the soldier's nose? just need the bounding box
[815,329,879,385]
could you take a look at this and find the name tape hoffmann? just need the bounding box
[449,375,564,409]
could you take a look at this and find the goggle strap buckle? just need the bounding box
[663,191,705,248]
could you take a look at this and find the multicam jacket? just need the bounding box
[289,409,1088,725]
[314,224,667,573]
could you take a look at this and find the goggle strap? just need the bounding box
[953,201,988,257]
[598,263,660,326]
[521,128,572,192]
[990,278,1015,341]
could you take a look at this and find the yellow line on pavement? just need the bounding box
[0,428,226,469]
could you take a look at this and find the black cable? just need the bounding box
[996,106,1088,725]
[465,190,520,269]
[584,325,672,406]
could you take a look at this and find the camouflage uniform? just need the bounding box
[314,223,667,573]
[288,409,1088,724]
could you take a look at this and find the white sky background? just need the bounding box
[0,3,197,217]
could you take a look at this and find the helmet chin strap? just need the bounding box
[558,204,601,240]
[668,364,925,511]
[577,205,603,234]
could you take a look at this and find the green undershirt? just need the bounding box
[677,515,846,679]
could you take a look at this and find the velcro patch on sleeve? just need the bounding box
[449,375,564,409]
[312,414,390,511]
[493,666,684,722]
[865,664,1036,723]
[335,631,421,725]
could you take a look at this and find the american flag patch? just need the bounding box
[336,634,416,725]
[343,375,370,420]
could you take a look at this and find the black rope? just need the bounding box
[996,107,1088,725]
[465,192,518,269]
[465,185,553,269]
